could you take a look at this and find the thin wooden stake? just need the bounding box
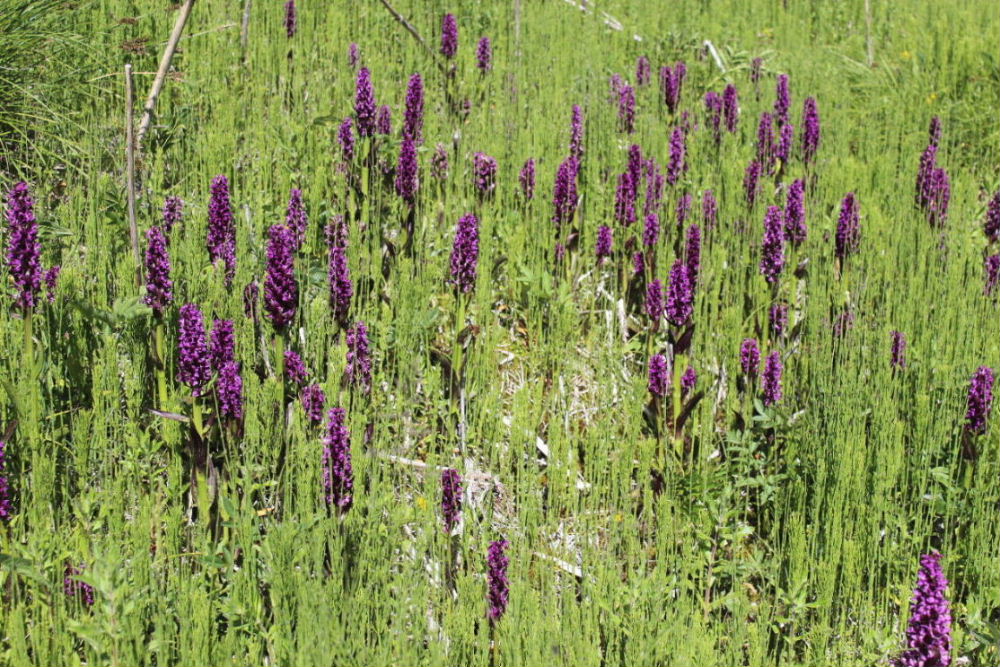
[241,0,252,56]
[136,0,196,147]
[125,64,142,289]
[377,0,446,75]
[864,0,875,67]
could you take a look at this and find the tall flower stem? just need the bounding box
[191,398,204,439]
[452,292,468,453]
[274,334,286,396]
[670,351,686,462]
[446,533,460,597]
[23,309,40,440]
[23,309,34,382]
[155,319,168,409]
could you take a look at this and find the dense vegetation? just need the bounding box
[1,1,997,665]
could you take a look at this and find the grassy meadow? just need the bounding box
[0,0,998,664]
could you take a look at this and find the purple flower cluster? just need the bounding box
[801,97,820,164]
[760,205,786,284]
[704,91,723,144]
[762,350,783,406]
[618,85,636,134]
[785,179,807,244]
[928,116,942,147]
[476,37,492,72]
[472,152,497,196]
[162,195,183,234]
[449,213,479,294]
[984,190,999,242]
[636,56,651,86]
[666,127,686,186]
[5,182,42,311]
[741,338,760,379]
[926,168,950,227]
[338,117,355,162]
[702,190,717,231]
[284,349,308,385]
[403,73,424,143]
[644,168,664,218]
[645,279,664,324]
[43,265,59,303]
[301,383,326,422]
[608,73,624,101]
[627,144,643,191]
[178,303,212,396]
[440,14,458,59]
[395,139,419,204]
[519,158,535,200]
[143,226,173,314]
[431,143,449,180]
[218,361,244,420]
[835,192,861,260]
[892,553,951,667]
[210,319,235,372]
[965,366,994,434]
[354,67,376,138]
[776,123,794,166]
[890,331,907,369]
[723,85,739,133]
[685,223,701,284]
[284,0,296,38]
[756,112,775,172]
[285,188,308,249]
[769,303,788,337]
[744,160,761,209]
[486,540,510,623]
[441,468,462,533]
[264,224,298,330]
[774,74,790,126]
[346,321,372,395]
[660,62,686,114]
[676,193,691,227]
[348,43,360,68]
[322,407,353,511]
[986,255,1000,296]
[207,175,236,284]
[643,213,659,248]
[614,172,636,226]
[552,156,580,228]
[681,366,697,394]
[648,354,669,397]
[328,225,352,326]
[376,104,392,135]
[665,258,694,327]
[631,251,644,275]
[915,144,950,226]
[64,565,95,607]
[596,225,613,260]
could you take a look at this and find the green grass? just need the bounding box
[1,0,998,665]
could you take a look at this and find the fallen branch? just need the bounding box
[137,0,196,147]
[377,0,447,75]
[375,452,499,482]
[702,40,726,74]
[124,64,142,289]
[561,0,643,41]
[241,0,252,58]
